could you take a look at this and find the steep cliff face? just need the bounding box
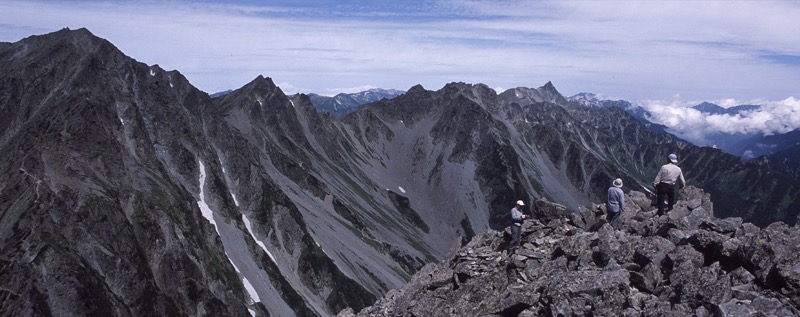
[0,28,376,317]
[340,187,800,316]
[0,28,253,316]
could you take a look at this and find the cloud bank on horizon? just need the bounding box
[1,0,799,141]
[640,97,800,146]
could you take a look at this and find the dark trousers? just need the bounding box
[508,224,521,252]
[607,211,620,229]
[656,182,675,214]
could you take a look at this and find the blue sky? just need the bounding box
[2,0,799,144]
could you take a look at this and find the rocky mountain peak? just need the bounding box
[405,84,427,94]
[541,80,556,91]
[340,187,800,316]
[234,75,284,99]
[214,75,289,113]
[440,81,475,96]
[2,27,110,70]
[436,82,497,108]
[539,81,569,105]
[497,82,568,106]
[27,27,97,45]
[250,74,281,92]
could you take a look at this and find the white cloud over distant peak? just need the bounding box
[639,97,800,145]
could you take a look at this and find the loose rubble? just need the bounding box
[338,186,800,316]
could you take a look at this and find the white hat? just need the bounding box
[613,178,623,188]
[516,200,525,206]
[668,153,678,164]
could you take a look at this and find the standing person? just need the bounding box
[607,178,625,229]
[653,153,686,215]
[507,200,528,253]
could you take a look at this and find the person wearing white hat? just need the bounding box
[507,200,529,253]
[653,153,686,215]
[607,178,625,228]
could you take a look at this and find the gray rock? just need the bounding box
[340,193,800,317]
[714,301,758,316]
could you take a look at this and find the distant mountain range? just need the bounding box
[567,92,674,136]
[691,101,760,115]
[306,89,405,116]
[728,129,800,159]
[2,28,799,317]
[565,93,799,161]
[688,102,799,159]
[322,88,800,214]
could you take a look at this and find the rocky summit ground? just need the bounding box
[338,186,800,317]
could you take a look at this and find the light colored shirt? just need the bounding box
[653,163,685,186]
[607,187,625,213]
[510,207,524,226]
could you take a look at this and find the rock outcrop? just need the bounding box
[339,186,800,316]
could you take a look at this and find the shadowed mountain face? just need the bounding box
[0,28,255,316]
[755,144,800,183]
[2,28,799,316]
[729,129,800,159]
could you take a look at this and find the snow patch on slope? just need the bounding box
[219,162,240,207]
[243,215,276,263]
[197,160,260,311]
[196,160,220,236]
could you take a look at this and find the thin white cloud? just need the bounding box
[274,82,305,96]
[0,0,798,102]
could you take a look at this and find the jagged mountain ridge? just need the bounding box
[2,28,800,317]
[0,28,378,317]
[337,81,800,226]
[340,81,617,231]
[567,93,677,140]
